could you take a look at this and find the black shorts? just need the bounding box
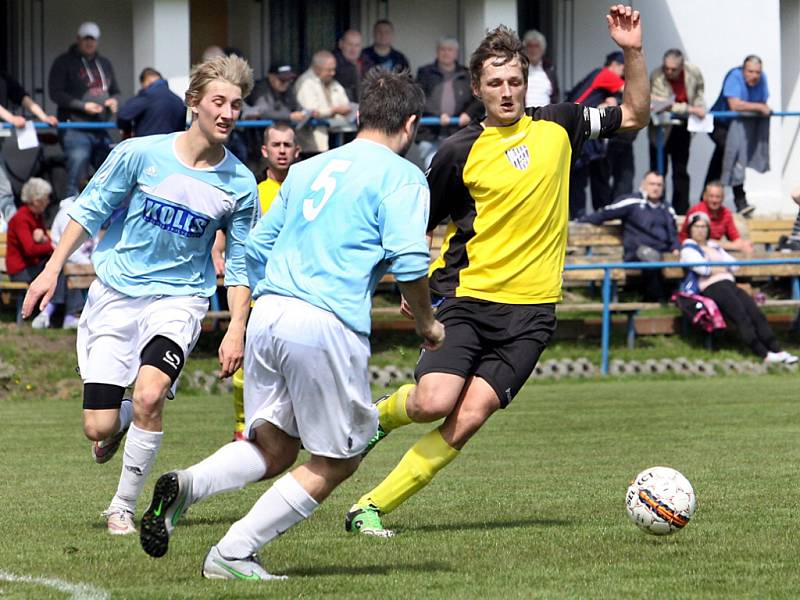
[415,298,556,408]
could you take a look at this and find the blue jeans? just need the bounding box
[61,129,113,197]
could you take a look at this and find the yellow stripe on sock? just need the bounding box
[233,367,245,433]
[359,428,459,514]
[378,384,415,432]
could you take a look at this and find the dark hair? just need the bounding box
[663,48,684,63]
[469,25,529,88]
[139,67,162,84]
[262,122,296,145]
[743,54,762,68]
[358,68,424,135]
[373,19,393,30]
[604,51,624,66]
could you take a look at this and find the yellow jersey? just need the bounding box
[257,178,282,219]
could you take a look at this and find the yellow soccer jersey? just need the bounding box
[257,177,281,219]
[427,102,622,304]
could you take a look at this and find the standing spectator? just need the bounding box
[0,73,58,224]
[568,51,626,218]
[48,22,120,198]
[778,185,800,252]
[245,63,305,125]
[6,178,53,291]
[334,30,364,102]
[522,29,559,107]
[580,171,678,302]
[415,37,480,168]
[295,51,352,155]
[679,181,753,253]
[705,55,771,217]
[117,68,186,138]
[649,49,706,215]
[361,20,410,73]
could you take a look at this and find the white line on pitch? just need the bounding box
[0,570,110,600]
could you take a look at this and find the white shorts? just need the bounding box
[77,279,208,388]
[244,294,377,459]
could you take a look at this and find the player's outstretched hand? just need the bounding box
[418,320,445,352]
[399,295,414,320]
[217,327,245,379]
[21,268,58,319]
[607,4,642,51]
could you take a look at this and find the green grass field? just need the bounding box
[2,347,800,599]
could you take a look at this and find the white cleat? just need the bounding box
[202,546,287,581]
[102,508,136,535]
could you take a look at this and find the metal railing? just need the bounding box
[564,257,800,375]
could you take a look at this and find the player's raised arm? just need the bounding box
[607,4,650,131]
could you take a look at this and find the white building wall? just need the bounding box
[780,0,800,202]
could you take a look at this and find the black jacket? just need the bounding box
[245,77,301,122]
[48,44,120,122]
[333,49,362,102]
[416,62,481,140]
[117,79,186,137]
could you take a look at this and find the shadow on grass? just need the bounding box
[410,517,573,533]
[282,561,453,577]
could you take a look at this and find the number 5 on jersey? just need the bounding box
[303,159,353,221]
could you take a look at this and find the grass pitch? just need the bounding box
[2,363,799,598]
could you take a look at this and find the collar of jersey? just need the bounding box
[481,114,530,139]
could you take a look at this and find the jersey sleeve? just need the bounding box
[224,187,257,288]
[66,140,141,237]
[378,182,431,282]
[426,131,472,231]
[531,102,623,157]
[245,179,288,290]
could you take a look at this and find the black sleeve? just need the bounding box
[2,73,28,105]
[529,102,622,157]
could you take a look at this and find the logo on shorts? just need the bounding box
[143,197,210,238]
[163,350,182,370]
[505,144,530,170]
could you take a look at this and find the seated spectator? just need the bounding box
[522,29,559,107]
[334,30,364,102]
[6,177,53,293]
[117,68,186,137]
[705,55,771,217]
[361,20,409,73]
[48,22,120,198]
[245,63,305,125]
[679,181,753,253]
[415,37,480,168]
[681,212,797,363]
[1,72,58,226]
[580,171,678,302]
[778,185,800,252]
[295,51,352,155]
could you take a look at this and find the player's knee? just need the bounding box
[316,456,359,485]
[409,386,455,421]
[261,446,299,479]
[132,385,167,420]
[82,419,111,441]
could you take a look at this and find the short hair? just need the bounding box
[21,177,52,204]
[373,19,393,31]
[139,67,162,85]
[312,50,335,68]
[262,122,296,145]
[469,25,529,88]
[642,170,664,180]
[185,55,254,107]
[358,68,424,135]
[743,54,762,68]
[663,48,684,63]
[522,29,547,53]
[438,36,459,50]
[704,180,725,194]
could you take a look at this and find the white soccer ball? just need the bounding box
[625,466,696,535]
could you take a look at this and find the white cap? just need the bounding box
[78,22,100,39]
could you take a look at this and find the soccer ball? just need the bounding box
[625,466,696,535]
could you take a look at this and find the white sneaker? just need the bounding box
[776,351,799,365]
[102,508,136,535]
[63,315,80,329]
[31,311,49,329]
[202,546,287,581]
[765,352,785,364]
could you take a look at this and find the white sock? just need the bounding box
[116,399,133,435]
[216,473,318,559]
[186,441,267,504]
[109,424,162,513]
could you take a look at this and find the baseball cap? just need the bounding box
[269,62,297,80]
[78,22,101,39]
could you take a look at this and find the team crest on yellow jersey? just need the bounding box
[505,144,530,170]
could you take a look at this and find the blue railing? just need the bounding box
[564,257,800,375]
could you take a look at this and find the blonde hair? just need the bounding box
[21,177,52,204]
[185,54,254,107]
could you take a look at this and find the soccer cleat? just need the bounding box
[140,470,193,558]
[344,503,394,538]
[202,546,287,581]
[92,427,129,464]
[103,508,136,535]
[361,394,391,457]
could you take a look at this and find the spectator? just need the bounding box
[334,30,364,102]
[567,51,626,218]
[245,63,305,125]
[117,68,186,138]
[580,171,678,302]
[295,50,351,155]
[681,212,797,364]
[361,20,410,73]
[778,185,800,252]
[415,37,480,168]
[48,21,120,198]
[705,55,771,217]
[522,29,559,107]
[201,46,225,62]
[649,49,706,215]
[6,177,53,293]
[679,181,753,253]
[0,72,58,224]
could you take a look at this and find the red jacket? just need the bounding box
[679,201,740,243]
[5,205,53,275]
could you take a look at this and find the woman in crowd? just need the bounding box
[681,212,798,364]
[6,177,54,284]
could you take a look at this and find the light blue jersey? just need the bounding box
[246,138,430,336]
[68,133,256,297]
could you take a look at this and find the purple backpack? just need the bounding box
[672,292,727,333]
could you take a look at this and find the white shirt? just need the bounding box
[526,63,552,108]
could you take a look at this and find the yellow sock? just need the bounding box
[358,428,459,514]
[232,367,245,434]
[378,384,415,432]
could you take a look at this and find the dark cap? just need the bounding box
[269,62,297,80]
[605,51,624,65]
